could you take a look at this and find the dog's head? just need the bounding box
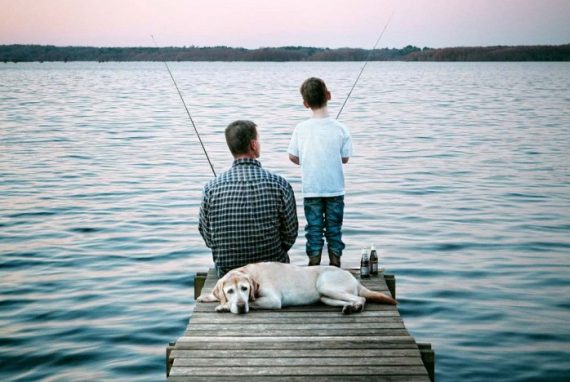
[212,269,259,314]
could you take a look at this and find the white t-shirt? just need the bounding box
[288,117,352,197]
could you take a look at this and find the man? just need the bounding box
[199,120,298,277]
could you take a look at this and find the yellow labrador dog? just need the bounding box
[197,262,397,315]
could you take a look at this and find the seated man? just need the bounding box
[199,120,298,277]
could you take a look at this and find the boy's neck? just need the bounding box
[311,106,329,119]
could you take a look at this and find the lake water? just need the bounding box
[1,61,569,381]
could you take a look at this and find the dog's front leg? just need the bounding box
[197,293,218,303]
[215,303,230,313]
[249,295,281,310]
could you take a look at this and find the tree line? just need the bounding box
[1,44,568,62]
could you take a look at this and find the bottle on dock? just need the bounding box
[360,248,370,278]
[370,244,378,276]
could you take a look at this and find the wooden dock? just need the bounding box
[166,268,434,381]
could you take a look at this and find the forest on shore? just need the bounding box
[1,44,569,62]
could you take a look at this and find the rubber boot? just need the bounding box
[307,251,322,266]
[328,251,341,267]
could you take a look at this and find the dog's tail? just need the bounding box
[358,285,398,305]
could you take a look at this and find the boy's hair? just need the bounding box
[225,120,258,156]
[300,77,328,109]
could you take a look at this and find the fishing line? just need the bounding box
[151,35,217,177]
[336,11,395,120]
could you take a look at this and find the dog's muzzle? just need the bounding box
[236,302,248,314]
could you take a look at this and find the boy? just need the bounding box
[288,77,352,267]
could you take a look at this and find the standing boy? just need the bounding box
[288,77,352,267]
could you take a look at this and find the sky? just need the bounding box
[1,0,569,49]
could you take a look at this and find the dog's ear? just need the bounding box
[248,276,260,301]
[212,278,227,305]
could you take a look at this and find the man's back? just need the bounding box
[199,158,298,273]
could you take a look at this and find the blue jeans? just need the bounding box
[304,196,345,257]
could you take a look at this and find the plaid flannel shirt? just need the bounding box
[199,158,298,272]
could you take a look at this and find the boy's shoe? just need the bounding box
[307,252,322,266]
[328,252,341,267]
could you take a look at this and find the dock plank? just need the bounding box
[169,377,430,382]
[170,340,420,351]
[188,313,403,324]
[183,329,411,337]
[172,357,425,367]
[184,321,406,330]
[169,365,429,377]
[170,349,423,359]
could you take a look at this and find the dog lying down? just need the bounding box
[197,262,397,315]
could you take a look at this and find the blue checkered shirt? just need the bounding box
[199,158,298,272]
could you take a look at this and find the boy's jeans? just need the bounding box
[303,196,345,257]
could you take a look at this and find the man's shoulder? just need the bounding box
[204,165,291,191]
[203,168,234,191]
[260,167,293,189]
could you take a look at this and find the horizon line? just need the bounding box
[2,43,569,50]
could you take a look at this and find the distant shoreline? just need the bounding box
[1,44,569,62]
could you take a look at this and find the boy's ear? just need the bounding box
[326,90,331,101]
[303,100,310,109]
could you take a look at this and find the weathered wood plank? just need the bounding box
[189,309,401,320]
[168,376,431,382]
[193,302,398,313]
[187,314,404,325]
[169,365,429,377]
[184,321,406,330]
[173,357,425,368]
[183,328,412,337]
[193,272,207,299]
[418,343,435,382]
[171,341,420,351]
[176,335,416,343]
[170,348,423,359]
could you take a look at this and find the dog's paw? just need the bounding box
[342,303,364,315]
[352,303,364,313]
[341,305,354,315]
[215,304,230,313]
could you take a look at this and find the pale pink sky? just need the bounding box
[1,0,568,48]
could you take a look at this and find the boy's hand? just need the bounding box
[289,154,300,165]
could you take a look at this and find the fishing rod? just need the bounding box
[151,35,217,177]
[336,11,395,120]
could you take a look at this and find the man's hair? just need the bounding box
[300,77,328,109]
[225,120,258,156]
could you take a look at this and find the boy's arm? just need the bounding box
[288,128,300,165]
[341,127,352,165]
[289,154,300,165]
